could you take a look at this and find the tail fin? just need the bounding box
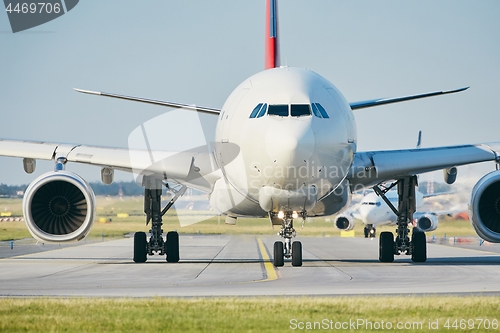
[265,0,280,69]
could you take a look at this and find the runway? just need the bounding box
[1,235,500,297]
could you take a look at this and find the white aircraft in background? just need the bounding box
[335,190,439,238]
[335,132,443,237]
[2,0,500,266]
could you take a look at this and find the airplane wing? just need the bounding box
[73,88,221,115]
[349,87,469,110]
[77,86,467,114]
[348,143,500,188]
[0,139,227,192]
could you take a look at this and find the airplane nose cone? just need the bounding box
[273,133,298,153]
[359,207,368,221]
[359,206,373,222]
[264,119,314,167]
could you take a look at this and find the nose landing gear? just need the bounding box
[272,212,303,267]
[364,224,376,238]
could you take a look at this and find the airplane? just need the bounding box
[334,132,444,237]
[335,189,440,238]
[2,0,500,266]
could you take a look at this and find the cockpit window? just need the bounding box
[267,104,289,117]
[313,103,330,118]
[249,103,268,118]
[249,103,263,118]
[291,104,311,117]
[311,104,322,118]
[257,103,267,118]
[250,103,325,118]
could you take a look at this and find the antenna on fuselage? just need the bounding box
[416,130,422,149]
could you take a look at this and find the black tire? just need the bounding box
[133,231,147,263]
[370,227,377,238]
[273,241,284,267]
[363,226,369,238]
[379,231,394,263]
[291,241,302,267]
[166,231,180,263]
[411,231,427,262]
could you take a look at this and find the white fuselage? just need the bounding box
[209,67,357,217]
[358,191,424,227]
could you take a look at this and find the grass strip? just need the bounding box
[1,296,499,332]
[0,196,478,241]
[0,217,481,242]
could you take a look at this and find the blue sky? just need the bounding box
[1,1,500,185]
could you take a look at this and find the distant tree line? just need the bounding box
[1,180,450,198]
[0,184,27,197]
[89,181,145,196]
[0,181,146,197]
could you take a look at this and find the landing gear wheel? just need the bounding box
[133,232,147,263]
[291,241,302,267]
[379,231,394,263]
[411,231,427,263]
[364,225,376,238]
[273,241,284,267]
[165,231,180,263]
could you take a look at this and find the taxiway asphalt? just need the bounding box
[1,235,499,297]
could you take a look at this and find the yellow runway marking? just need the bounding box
[340,230,355,237]
[257,238,278,281]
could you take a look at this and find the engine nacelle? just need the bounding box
[334,214,355,231]
[443,167,457,185]
[416,214,438,232]
[469,170,500,243]
[23,171,96,243]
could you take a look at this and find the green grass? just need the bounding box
[0,196,479,241]
[0,216,479,242]
[0,296,499,332]
[0,197,22,216]
[94,196,144,216]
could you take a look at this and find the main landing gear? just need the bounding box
[374,176,427,263]
[273,212,303,267]
[133,177,186,263]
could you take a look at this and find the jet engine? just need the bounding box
[416,214,438,232]
[469,170,500,243]
[334,214,355,231]
[23,171,96,243]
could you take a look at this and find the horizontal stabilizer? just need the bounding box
[74,88,221,115]
[349,86,469,110]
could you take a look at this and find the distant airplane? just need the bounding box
[335,190,440,238]
[2,1,500,265]
[335,131,441,237]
